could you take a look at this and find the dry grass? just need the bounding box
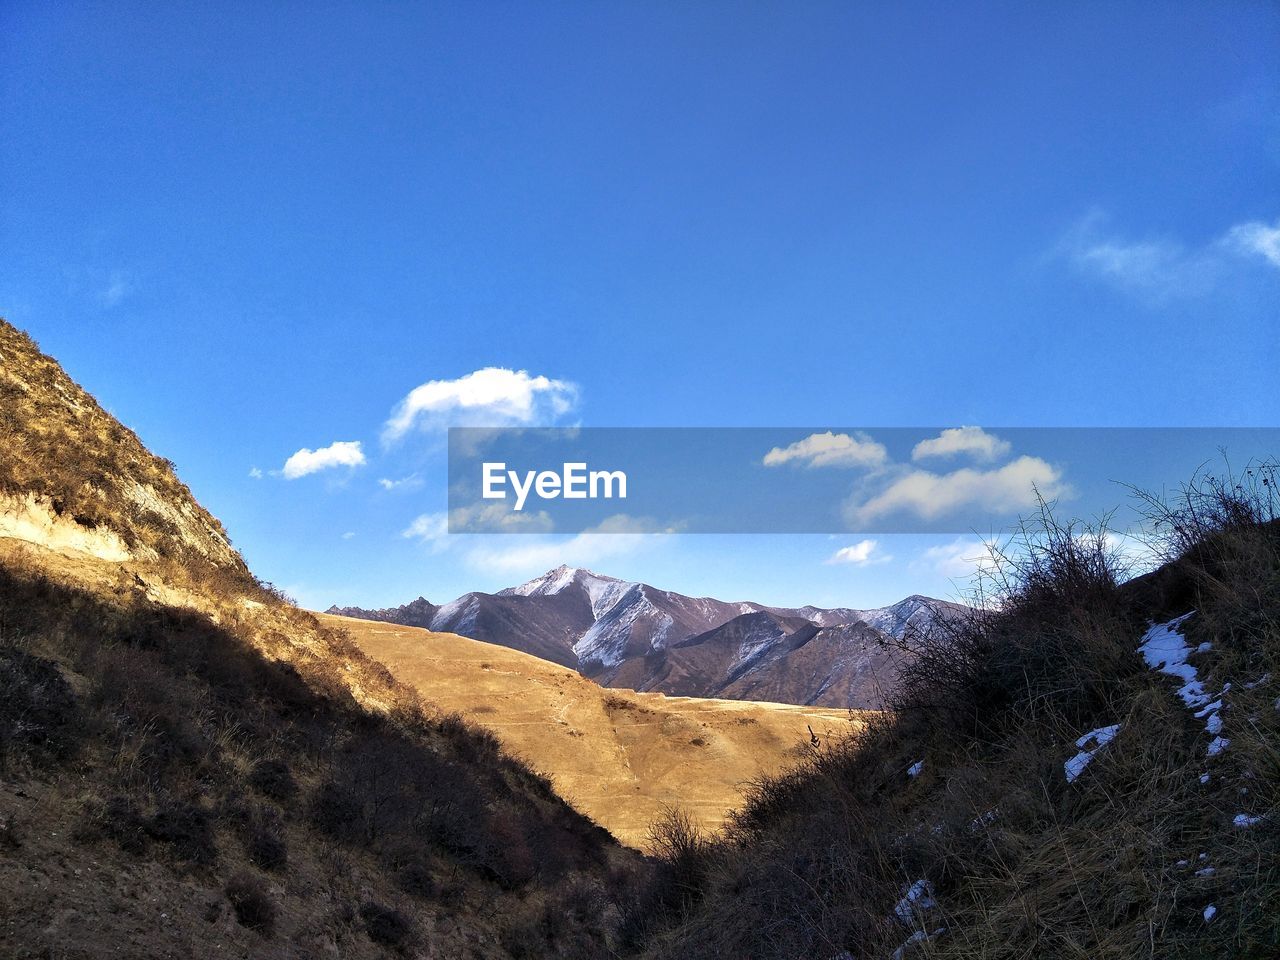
[327,613,860,848]
[634,465,1280,959]
[0,320,245,571]
[0,558,636,957]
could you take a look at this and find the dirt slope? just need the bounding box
[322,614,867,848]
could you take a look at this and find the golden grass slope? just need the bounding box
[322,613,869,848]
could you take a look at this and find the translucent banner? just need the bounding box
[446,427,1280,534]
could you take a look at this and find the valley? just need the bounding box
[323,613,863,846]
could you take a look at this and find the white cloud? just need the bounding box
[763,431,888,469]
[1076,237,1194,290]
[402,512,451,549]
[281,440,366,479]
[1094,530,1160,572]
[847,456,1070,525]
[462,515,660,575]
[912,427,1011,463]
[447,501,554,533]
[1063,210,1280,300]
[914,538,996,578]
[383,367,579,441]
[99,271,132,307]
[248,467,264,479]
[341,531,356,540]
[826,539,888,566]
[1224,218,1280,269]
[378,475,423,492]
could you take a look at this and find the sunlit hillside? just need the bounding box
[324,613,863,847]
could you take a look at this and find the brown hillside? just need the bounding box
[323,614,864,848]
[0,319,635,959]
[0,323,242,571]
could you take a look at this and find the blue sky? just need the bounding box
[2,3,1277,610]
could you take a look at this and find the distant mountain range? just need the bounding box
[328,565,968,708]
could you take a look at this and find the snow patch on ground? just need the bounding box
[891,928,946,960]
[1139,613,1232,758]
[893,879,937,923]
[1138,613,1205,707]
[1064,723,1121,783]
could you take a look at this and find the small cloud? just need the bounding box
[584,514,684,534]
[463,516,661,576]
[383,367,579,442]
[402,513,451,549]
[1093,530,1160,573]
[912,427,1011,463]
[447,501,555,533]
[1076,236,1197,293]
[378,475,423,492]
[341,531,356,540]
[282,440,366,479]
[847,456,1070,525]
[1061,209,1280,301]
[826,539,888,567]
[1223,218,1280,269]
[99,271,132,307]
[913,538,995,579]
[763,431,888,469]
[248,467,264,479]
[1061,210,1213,299]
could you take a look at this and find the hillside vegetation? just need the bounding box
[633,472,1279,959]
[0,323,242,571]
[0,319,638,958]
[325,613,861,847]
[3,315,1276,959]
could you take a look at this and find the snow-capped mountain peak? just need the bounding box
[502,564,621,598]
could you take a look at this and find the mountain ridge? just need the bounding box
[327,565,967,707]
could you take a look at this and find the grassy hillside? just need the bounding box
[325,613,861,847]
[0,322,243,571]
[632,472,1279,959]
[0,320,639,958]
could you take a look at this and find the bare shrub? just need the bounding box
[359,901,415,950]
[225,871,277,935]
[145,796,217,865]
[308,779,363,841]
[0,644,81,772]
[485,806,538,890]
[893,503,1138,739]
[247,757,297,803]
[244,805,288,871]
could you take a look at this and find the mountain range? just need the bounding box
[328,565,967,708]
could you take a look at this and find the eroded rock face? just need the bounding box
[0,320,244,572]
[0,493,134,562]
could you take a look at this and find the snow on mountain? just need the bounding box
[432,593,482,636]
[329,567,969,708]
